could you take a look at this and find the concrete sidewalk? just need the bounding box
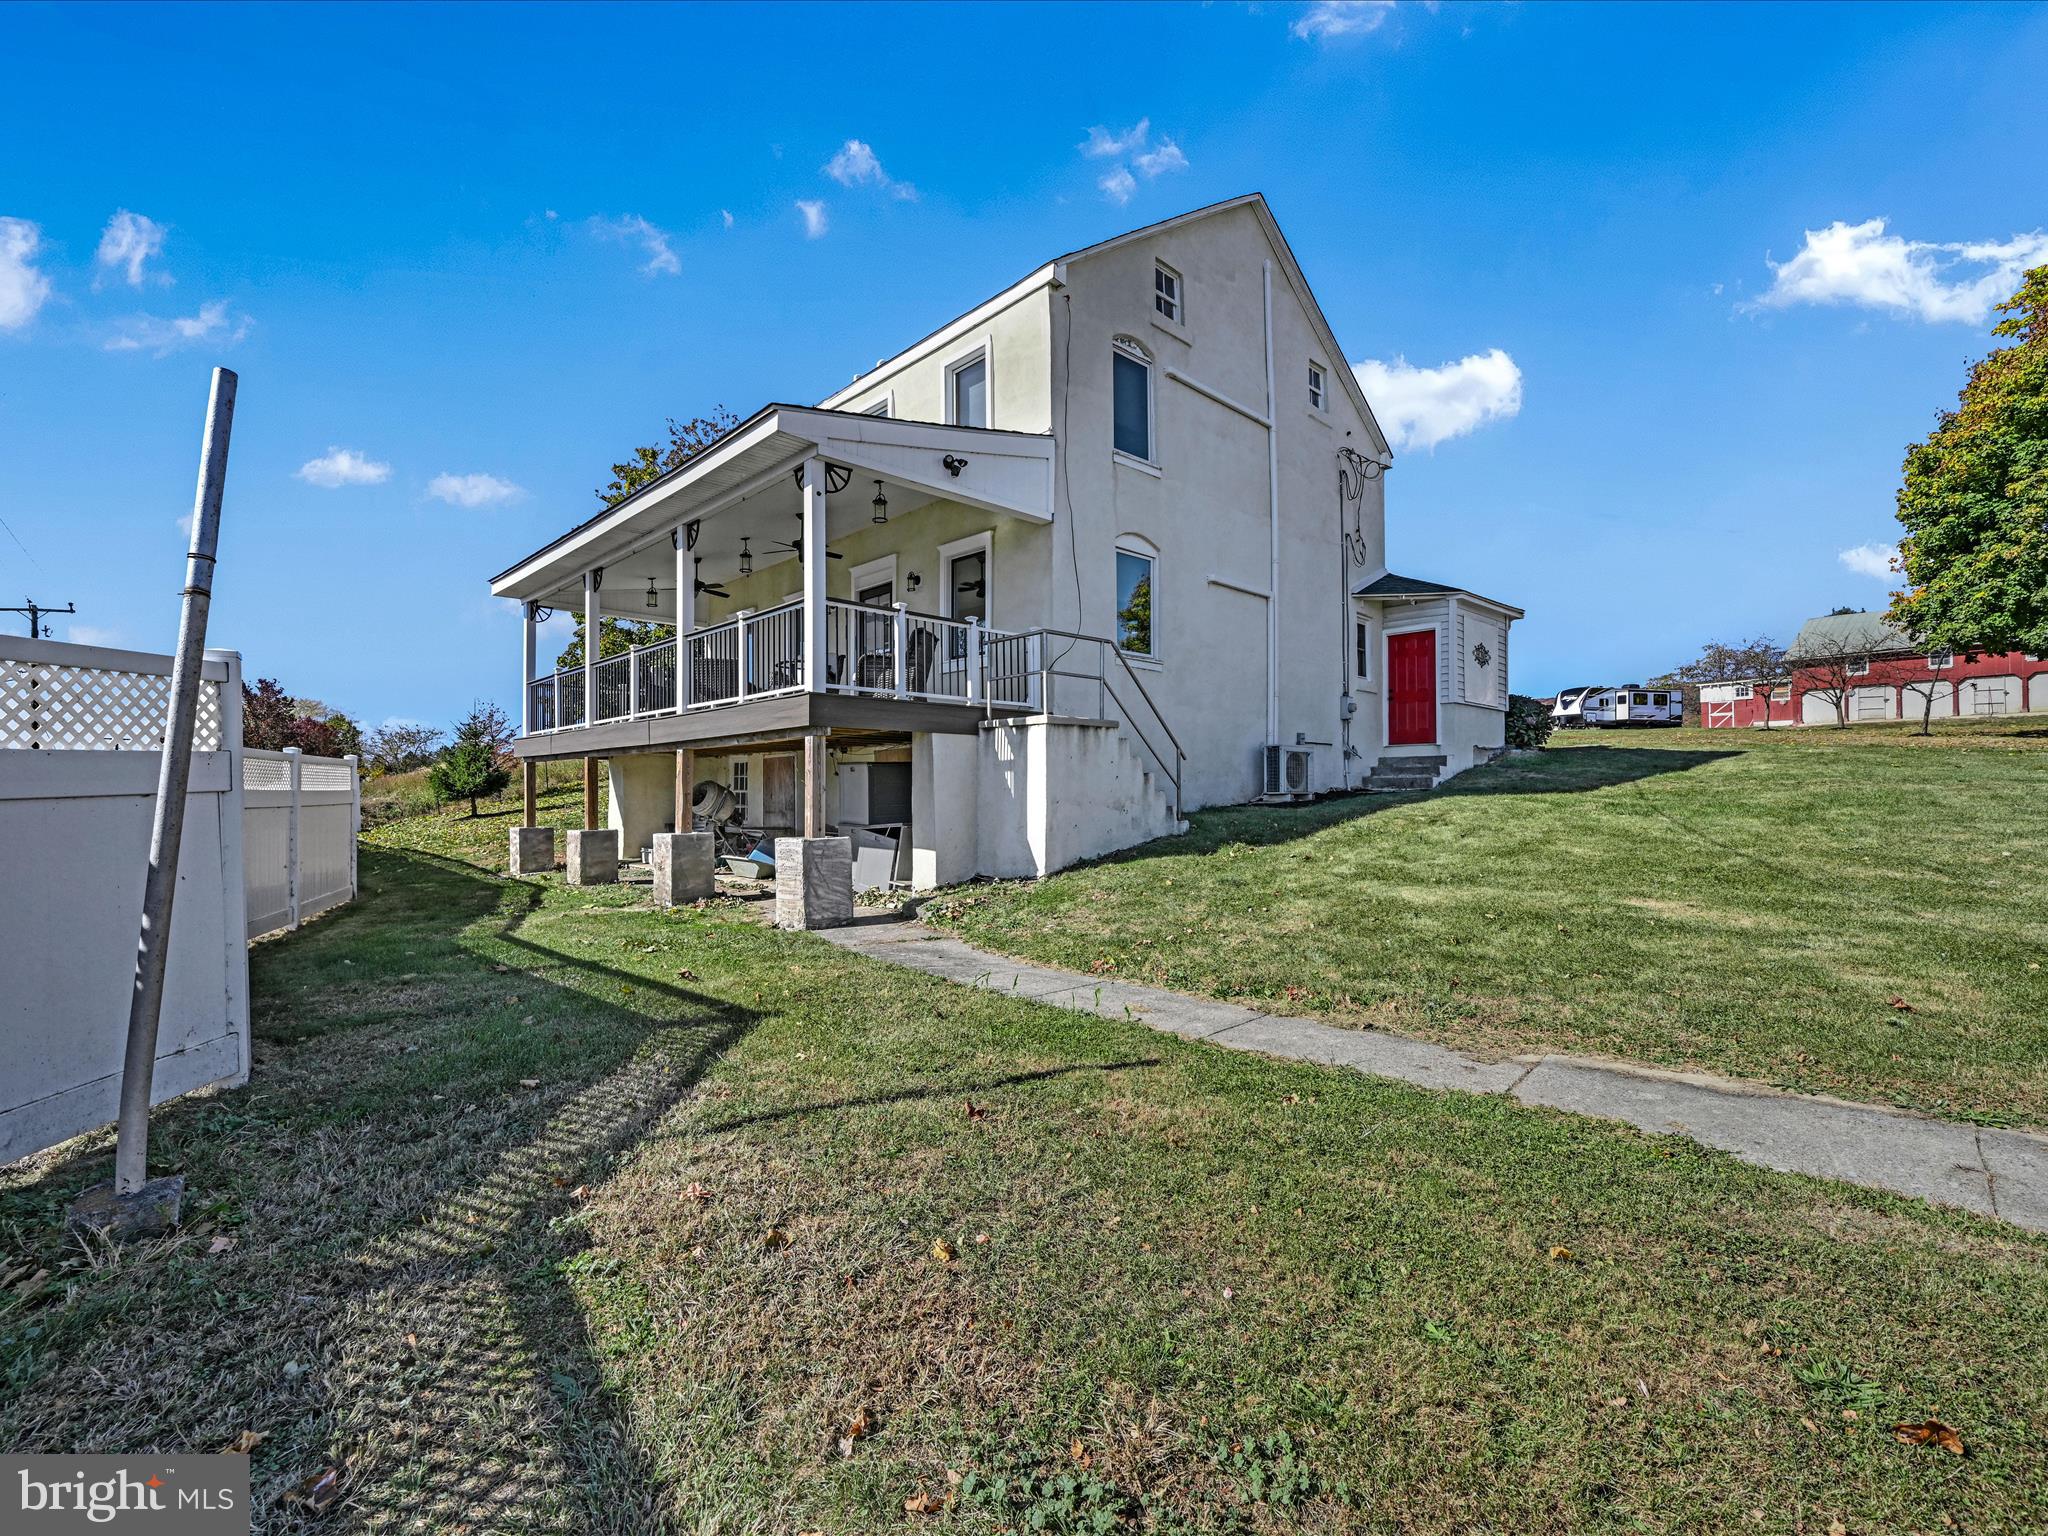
[817,916,2048,1234]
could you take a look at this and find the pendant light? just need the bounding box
[871,479,889,525]
[738,537,753,578]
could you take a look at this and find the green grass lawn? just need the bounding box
[928,719,2048,1128]
[4,772,2047,1532]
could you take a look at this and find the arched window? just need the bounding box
[1112,337,1154,464]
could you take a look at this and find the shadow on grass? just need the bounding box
[1083,744,1742,866]
[1,844,759,1535]
[698,1057,1162,1136]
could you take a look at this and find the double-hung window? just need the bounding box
[1355,618,1370,679]
[1309,363,1328,412]
[1113,342,1152,462]
[1153,264,1181,323]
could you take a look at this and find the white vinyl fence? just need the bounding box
[243,747,360,940]
[0,636,252,1165]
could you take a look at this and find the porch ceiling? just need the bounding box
[489,405,1055,618]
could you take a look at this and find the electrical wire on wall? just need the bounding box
[1336,445,1384,775]
[1049,291,1084,688]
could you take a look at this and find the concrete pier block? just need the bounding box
[565,828,619,885]
[651,831,716,907]
[774,836,854,930]
[509,825,556,876]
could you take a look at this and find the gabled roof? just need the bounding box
[821,193,1393,459]
[1785,610,1914,660]
[1353,571,1524,617]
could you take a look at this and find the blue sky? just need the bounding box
[3,1,2045,727]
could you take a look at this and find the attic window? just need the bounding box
[1309,363,1328,412]
[1154,264,1182,324]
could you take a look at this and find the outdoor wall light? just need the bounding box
[906,571,922,591]
[738,537,753,578]
[871,479,889,524]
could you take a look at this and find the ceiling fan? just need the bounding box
[693,557,729,601]
[764,514,844,563]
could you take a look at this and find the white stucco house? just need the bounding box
[487,194,1521,887]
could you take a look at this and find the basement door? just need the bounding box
[1387,630,1437,746]
[760,754,797,832]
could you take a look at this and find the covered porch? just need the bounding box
[490,403,1058,742]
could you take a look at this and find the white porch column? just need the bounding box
[675,524,694,708]
[801,455,828,692]
[520,601,536,736]
[582,567,598,725]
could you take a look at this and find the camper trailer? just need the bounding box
[1551,684,1683,729]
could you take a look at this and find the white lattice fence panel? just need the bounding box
[0,655,221,751]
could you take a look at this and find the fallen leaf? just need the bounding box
[286,1467,342,1512]
[1606,1396,1629,1408]
[1827,1520,1848,1536]
[491,964,511,974]
[764,1226,791,1250]
[1892,1419,1964,1456]
[222,1429,266,1454]
[682,1182,713,1204]
[904,1489,945,1515]
[838,1407,871,1457]
[208,1235,236,1255]
[931,1237,957,1264]
[519,1078,541,1090]
[973,1232,989,1245]
[677,968,699,981]
[963,1100,988,1121]
[568,1185,592,1201]
[1548,1245,1573,1262]
[1070,1437,1091,1466]
[1888,996,1916,1013]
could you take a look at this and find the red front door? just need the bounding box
[1387,630,1437,745]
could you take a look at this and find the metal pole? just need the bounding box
[113,367,237,1196]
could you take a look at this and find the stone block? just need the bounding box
[651,831,716,907]
[509,825,555,876]
[565,828,619,885]
[773,836,854,930]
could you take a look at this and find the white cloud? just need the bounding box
[1133,138,1188,179]
[721,208,734,229]
[1351,348,1523,452]
[824,139,917,201]
[1080,119,1150,159]
[1757,218,2048,325]
[104,299,251,355]
[94,210,168,288]
[67,624,125,647]
[1838,542,1899,581]
[428,472,522,509]
[795,199,829,239]
[1292,1,1396,40]
[0,216,52,331]
[297,447,392,488]
[1098,167,1138,207]
[590,214,680,276]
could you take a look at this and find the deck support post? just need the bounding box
[801,455,828,693]
[522,759,537,825]
[803,730,828,838]
[582,755,598,829]
[674,747,694,834]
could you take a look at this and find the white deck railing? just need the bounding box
[524,599,1028,731]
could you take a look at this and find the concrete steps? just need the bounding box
[1362,753,1447,794]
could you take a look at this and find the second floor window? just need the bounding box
[950,353,987,428]
[1154,264,1181,323]
[1847,657,1870,676]
[1928,650,1954,670]
[1733,683,1754,699]
[1355,619,1370,679]
[1113,345,1152,461]
[1309,363,1328,411]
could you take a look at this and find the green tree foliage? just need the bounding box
[428,700,512,816]
[553,616,673,671]
[1890,265,2048,655]
[596,409,742,508]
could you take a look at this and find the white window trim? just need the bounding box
[1308,361,1329,414]
[1114,535,1161,665]
[1153,261,1183,324]
[944,340,992,429]
[1733,683,1753,699]
[1847,657,1870,676]
[1927,650,1954,670]
[848,554,897,605]
[859,392,893,418]
[936,530,994,627]
[1353,609,1371,682]
[1112,336,1158,468]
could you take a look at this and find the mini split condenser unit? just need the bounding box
[1261,744,1313,800]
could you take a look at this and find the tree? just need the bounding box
[1889,264,2048,657]
[1653,636,1787,727]
[1899,663,1958,737]
[428,700,512,815]
[596,409,741,508]
[365,721,445,772]
[554,616,674,671]
[241,677,363,756]
[1789,633,1865,728]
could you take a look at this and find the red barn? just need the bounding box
[1698,612,2048,728]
